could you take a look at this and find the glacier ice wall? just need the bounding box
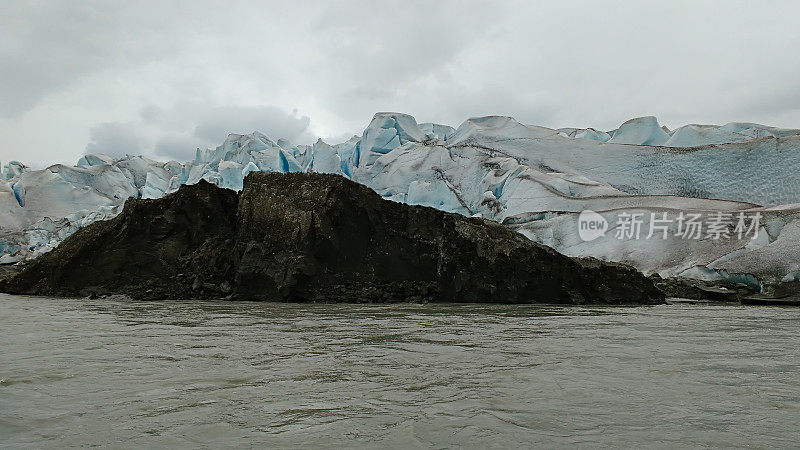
[2,113,800,284]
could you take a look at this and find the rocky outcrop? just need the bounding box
[0,264,20,286]
[741,280,800,306]
[1,173,664,304]
[1,180,238,299]
[649,275,759,302]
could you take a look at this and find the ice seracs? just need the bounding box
[357,113,428,168]
[77,154,115,167]
[2,161,29,181]
[608,116,670,146]
[562,117,800,148]
[332,135,360,177]
[663,122,800,147]
[419,123,455,141]
[306,139,342,175]
[576,128,611,142]
[445,115,557,147]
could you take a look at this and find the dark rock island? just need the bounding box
[0,172,664,304]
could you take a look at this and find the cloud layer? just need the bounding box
[2,0,800,167]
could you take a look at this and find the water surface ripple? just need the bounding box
[1,294,799,448]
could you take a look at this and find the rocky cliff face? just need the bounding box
[1,179,239,299]
[1,173,664,304]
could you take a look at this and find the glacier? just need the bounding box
[2,112,800,287]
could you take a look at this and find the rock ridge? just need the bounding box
[1,172,664,304]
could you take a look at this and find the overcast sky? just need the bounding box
[2,0,800,167]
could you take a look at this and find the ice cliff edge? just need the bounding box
[0,172,664,304]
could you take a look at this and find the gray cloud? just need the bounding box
[0,2,192,117]
[153,133,208,161]
[193,106,312,144]
[2,0,800,167]
[85,122,147,158]
[146,104,314,160]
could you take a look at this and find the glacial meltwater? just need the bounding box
[1,294,799,448]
